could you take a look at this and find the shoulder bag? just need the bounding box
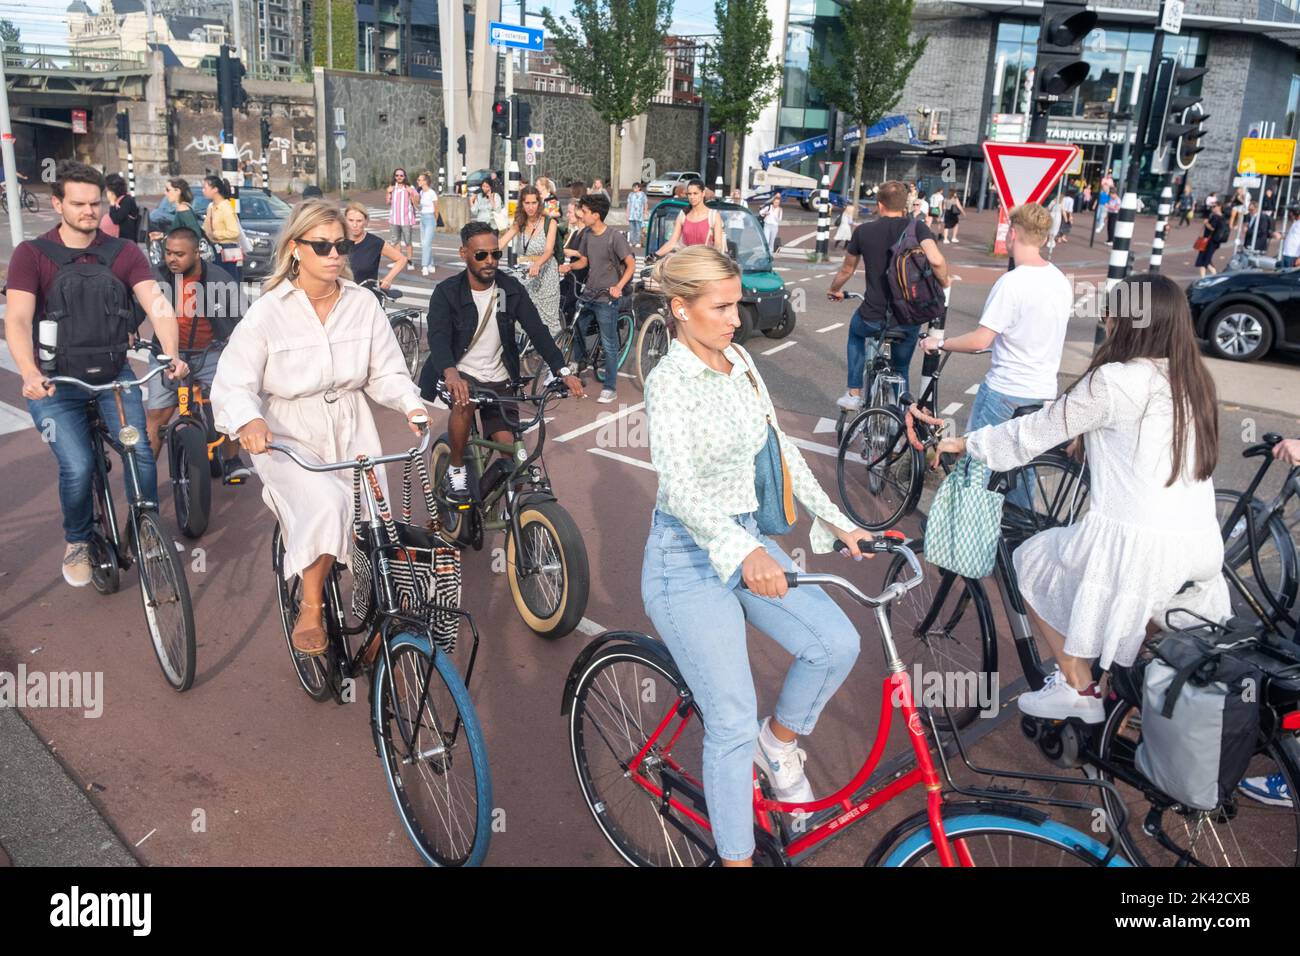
[737,350,797,536]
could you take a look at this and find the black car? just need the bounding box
[191,185,291,280]
[1186,269,1300,362]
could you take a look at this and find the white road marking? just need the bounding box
[788,436,839,459]
[965,383,980,395]
[0,401,31,435]
[577,617,607,636]
[816,322,843,333]
[588,446,655,471]
[813,416,839,435]
[0,341,18,374]
[797,276,813,282]
[134,828,157,848]
[553,401,645,443]
[761,341,797,356]
[940,402,964,416]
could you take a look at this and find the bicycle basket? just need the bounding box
[349,458,462,653]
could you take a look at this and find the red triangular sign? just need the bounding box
[982,142,1080,210]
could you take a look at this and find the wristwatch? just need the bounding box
[558,365,573,377]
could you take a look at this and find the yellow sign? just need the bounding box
[1238,138,1297,176]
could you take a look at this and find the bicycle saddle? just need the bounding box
[880,328,910,343]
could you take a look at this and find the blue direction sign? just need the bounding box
[488,21,544,50]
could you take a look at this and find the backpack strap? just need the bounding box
[30,236,126,269]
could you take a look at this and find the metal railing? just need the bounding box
[3,43,148,74]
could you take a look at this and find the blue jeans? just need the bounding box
[847,309,921,395]
[641,510,860,861]
[966,381,1046,511]
[420,212,438,270]
[28,369,159,544]
[628,220,644,245]
[573,298,623,393]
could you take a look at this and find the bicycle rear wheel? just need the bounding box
[567,642,716,866]
[372,632,492,866]
[836,406,921,531]
[392,317,421,377]
[530,330,573,397]
[635,312,670,389]
[881,545,996,732]
[271,524,335,702]
[22,189,38,213]
[1096,696,1300,867]
[135,510,196,691]
[1217,490,1299,622]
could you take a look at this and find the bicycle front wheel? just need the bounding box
[172,424,212,539]
[873,806,1130,866]
[530,330,572,397]
[505,500,589,638]
[22,189,38,213]
[1217,490,1299,621]
[837,406,921,531]
[392,317,421,377]
[135,510,196,692]
[635,312,670,389]
[372,632,492,866]
[594,312,634,385]
[271,524,335,702]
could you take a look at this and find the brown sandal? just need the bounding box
[292,601,329,656]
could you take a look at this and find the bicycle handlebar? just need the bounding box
[741,535,925,608]
[47,361,173,393]
[360,279,402,301]
[267,418,432,472]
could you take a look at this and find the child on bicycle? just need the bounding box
[642,246,874,866]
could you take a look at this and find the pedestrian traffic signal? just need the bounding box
[457,134,467,158]
[1033,1,1098,105]
[512,97,532,140]
[217,46,247,112]
[260,115,272,150]
[1175,99,1209,171]
[115,111,130,142]
[707,130,721,162]
[491,99,511,137]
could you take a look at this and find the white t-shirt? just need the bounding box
[419,187,438,214]
[1283,219,1300,258]
[1062,195,1075,215]
[457,285,507,382]
[978,261,1073,400]
[929,191,944,212]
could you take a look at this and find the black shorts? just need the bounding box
[460,373,520,436]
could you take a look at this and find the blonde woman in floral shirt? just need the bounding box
[641,245,873,867]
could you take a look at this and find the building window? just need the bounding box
[1287,72,1300,138]
[271,36,286,54]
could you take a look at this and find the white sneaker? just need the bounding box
[597,389,617,404]
[951,238,960,243]
[421,266,430,276]
[836,391,863,412]
[445,464,471,503]
[754,717,815,804]
[1016,668,1104,723]
[62,542,92,587]
[406,261,415,270]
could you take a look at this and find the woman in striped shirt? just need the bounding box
[386,167,419,271]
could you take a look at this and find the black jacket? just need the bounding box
[153,259,246,348]
[418,269,566,398]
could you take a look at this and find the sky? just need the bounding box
[2,0,719,52]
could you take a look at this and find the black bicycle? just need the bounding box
[269,419,493,866]
[529,276,633,397]
[362,279,423,376]
[429,377,590,638]
[47,362,197,691]
[1,183,39,215]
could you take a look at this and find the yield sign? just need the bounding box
[982,141,1080,210]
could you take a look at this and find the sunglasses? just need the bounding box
[299,238,354,256]
[471,249,504,261]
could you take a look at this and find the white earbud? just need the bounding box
[293,250,300,261]
[678,309,688,321]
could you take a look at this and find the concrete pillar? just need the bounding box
[619,114,648,193]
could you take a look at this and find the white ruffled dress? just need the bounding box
[964,359,1229,669]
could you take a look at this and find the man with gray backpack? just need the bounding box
[826,180,950,411]
[5,161,188,588]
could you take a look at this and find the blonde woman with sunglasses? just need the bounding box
[211,200,427,656]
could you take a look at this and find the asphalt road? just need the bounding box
[1,193,1298,866]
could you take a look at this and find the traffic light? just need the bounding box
[707,130,721,162]
[512,97,532,140]
[217,46,247,112]
[1033,1,1098,109]
[457,134,466,158]
[260,115,271,150]
[491,99,511,137]
[115,111,130,142]
[1160,64,1209,171]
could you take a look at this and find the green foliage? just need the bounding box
[540,0,674,128]
[0,19,20,46]
[701,0,781,138]
[311,0,357,71]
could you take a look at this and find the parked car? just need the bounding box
[645,170,702,197]
[191,185,291,280]
[1186,268,1300,362]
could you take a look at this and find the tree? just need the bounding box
[810,0,927,203]
[311,0,356,70]
[541,0,673,202]
[0,19,20,48]
[702,0,782,190]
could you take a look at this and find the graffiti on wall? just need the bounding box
[184,133,292,165]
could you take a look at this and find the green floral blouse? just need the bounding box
[645,338,855,581]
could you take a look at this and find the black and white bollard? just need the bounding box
[1149,177,1173,274]
[506,159,521,266]
[815,173,830,261]
[260,153,269,190]
[1099,191,1138,349]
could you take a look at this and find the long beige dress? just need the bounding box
[211,279,426,580]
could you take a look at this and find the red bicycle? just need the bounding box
[561,533,1135,866]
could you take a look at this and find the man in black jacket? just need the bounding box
[144,226,251,482]
[419,221,584,503]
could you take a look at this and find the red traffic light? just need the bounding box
[708,133,719,145]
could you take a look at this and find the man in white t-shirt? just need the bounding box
[920,202,1072,502]
[928,187,945,231]
[1280,207,1300,268]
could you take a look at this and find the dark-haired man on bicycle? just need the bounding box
[419,221,583,505]
[143,225,251,483]
[4,160,187,588]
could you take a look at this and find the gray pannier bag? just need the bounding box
[1135,627,1265,812]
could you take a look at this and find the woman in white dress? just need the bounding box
[833,202,855,249]
[211,200,427,655]
[929,273,1228,723]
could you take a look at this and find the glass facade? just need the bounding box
[776,0,840,178]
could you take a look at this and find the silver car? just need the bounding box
[645,170,702,197]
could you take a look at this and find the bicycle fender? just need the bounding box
[560,630,680,716]
[514,488,558,510]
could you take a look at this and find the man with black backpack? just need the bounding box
[826,180,949,411]
[5,161,188,588]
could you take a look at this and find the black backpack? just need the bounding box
[1212,215,1230,245]
[885,219,946,326]
[32,238,137,385]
